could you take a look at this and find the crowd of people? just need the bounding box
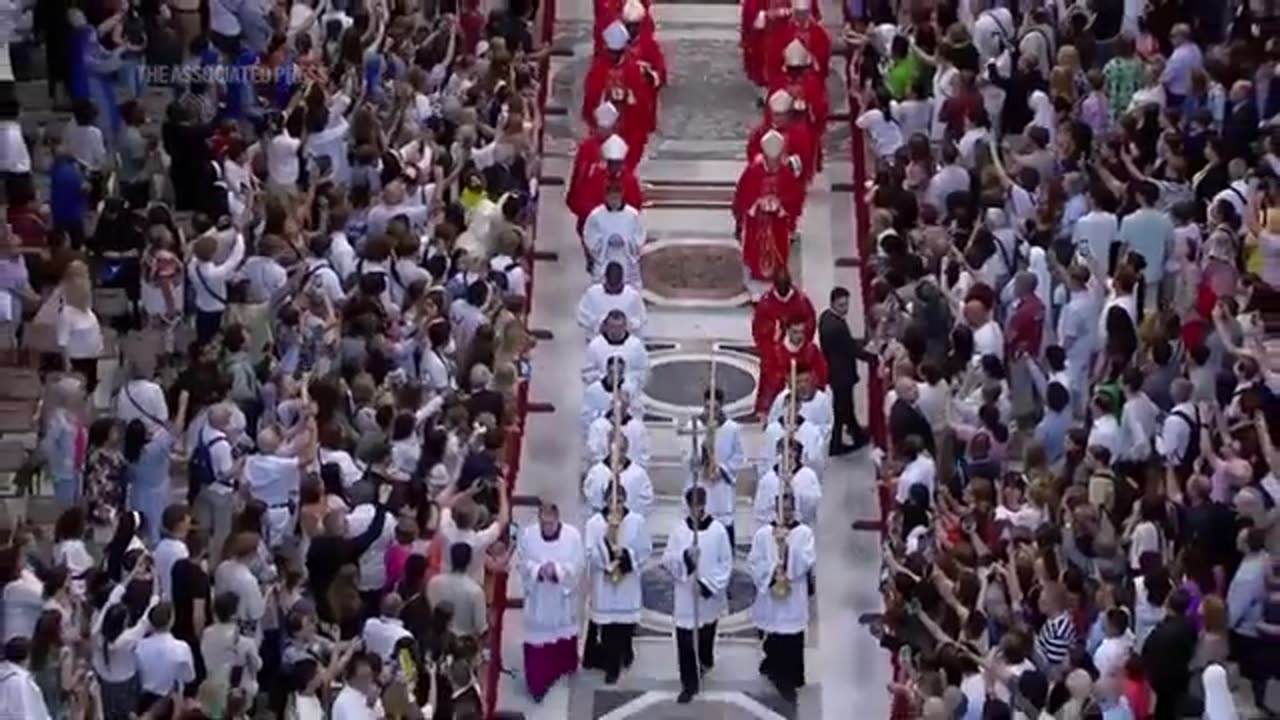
[849,0,1280,718]
[0,0,562,715]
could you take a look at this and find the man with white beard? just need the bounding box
[581,485,652,684]
[754,439,822,527]
[664,486,733,704]
[748,491,815,702]
[577,261,648,341]
[582,434,654,519]
[586,392,651,467]
[581,358,645,441]
[685,386,747,550]
[583,310,649,390]
[517,501,585,702]
[583,141,646,288]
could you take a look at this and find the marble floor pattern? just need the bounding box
[498,3,891,718]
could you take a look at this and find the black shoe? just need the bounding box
[829,444,854,457]
[778,685,798,703]
[849,434,871,451]
[758,659,768,675]
[700,661,714,675]
[677,690,695,704]
[603,671,620,685]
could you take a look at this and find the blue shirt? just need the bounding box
[1034,409,1072,466]
[50,157,86,228]
[1228,553,1268,637]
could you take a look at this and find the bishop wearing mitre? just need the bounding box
[762,0,830,86]
[732,129,804,296]
[583,175,646,287]
[768,40,828,151]
[663,486,734,704]
[583,433,655,520]
[583,22,655,167]
[583,310,650,391]
[748,491,815,702]
[581,484,653,684]
[747,90,815,184]
[517,501,585,701]
[741,0,820,87]
[568,102,628,218]
[569,133,645,241]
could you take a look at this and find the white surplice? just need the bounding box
[683,417,747,531]
[582,333,650,391]
[753,466,822,527]
[577,283,647,340]
[747,522,816,634]
[662,516,733,629]
[583,510,653,624]
[586,415,652,468]
[583,204,645,288]
[758,418,828,479]
[517,522,585,646]
[767,388,834,432]
[582,461,654,520]
[581,379,645,441]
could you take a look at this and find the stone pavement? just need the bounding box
[496,3,892,718]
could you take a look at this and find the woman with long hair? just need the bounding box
[102,510,147,583]
[30,609,74,719]
[91,563,154,720]
[52,507,94,599]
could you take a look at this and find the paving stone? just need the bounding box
[640,244,746,301]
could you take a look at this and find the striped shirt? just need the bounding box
[1035,612,1077,671]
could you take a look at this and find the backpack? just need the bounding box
[1168,408,1201,475]
[188,433,231,498]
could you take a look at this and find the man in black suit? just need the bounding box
[1141,588,1199,720]
[818,286,878,455]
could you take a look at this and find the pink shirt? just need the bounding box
[384,542,413,591]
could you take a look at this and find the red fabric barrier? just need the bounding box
[483,0,556,715]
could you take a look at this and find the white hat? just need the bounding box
[791,0,811,12]
[603,21,630,51]
[783,39,811,67]
[760,130,785,158]
[594,101,619,128]
[602,135,629,161]
[622,0,646,23]
[768,89,794,114]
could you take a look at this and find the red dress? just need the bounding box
[582,55,656,160]
[751,286,817,413]
[567,161,645,235]
[733,155,804,283]
[762,18,832,86]
[745,116,816,183]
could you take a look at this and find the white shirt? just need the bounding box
[266,133,302,187]
[576,283,647,339]
[439,507,503,585]
[896,454,937,503]
[1092,632,1134,678]
[972,320,1005,364]
[346,503,395,592]
[137,631,196,695]
[90,585,153,682]
[189,231,247,312]
[361,616,413,664]
[241,255,288,304]
[927,164,971,213]
[64,124,107,171]
[584,205,646,288]
[855,108,904,159]
[153,537,190,601]
[200,623,261,698]
[114,379,170,433]
[306,115,352,185]
[56,304,102,360]
[213,559,266,629]
[1,569,42,642]
[1073,210,1119,263]
[331,685,383,720]
[0,120,30,173]
[0,661,50,720]
[1120,392,1161,462]
[1088,414,1125,462]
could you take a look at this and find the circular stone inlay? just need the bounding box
[641,565,758,616]
[645,359,756,408]
[640,244,746,301]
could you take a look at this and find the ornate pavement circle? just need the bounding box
[640,239,750,308]
[640,349,759,422]
[634,536,775,640]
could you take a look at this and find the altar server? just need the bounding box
[577,261,648,341]
[748,491,815,701]
[586,395,651,468]
[685,386,747,550]
[583,173,646,288]
[760,411,827,478]
[766,362,832,430]
[753,439,822,526]
[517,501,585,702]
[582,435,654,519]
[580,357,645,440]
[583,310,649,390]
[581,485,652,684]
[663,486,733,704]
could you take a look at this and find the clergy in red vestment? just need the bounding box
[762,0,831,87]
[751,270,816,415]
[733,129,804,292]
[584,21,656,162]
[746,89,815,184]
[622,1,667,93]
[741,0,820,87]
[568,101,625,218]
[569,134,645,240]
[758,316,828,416]
[768,40,829,162]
